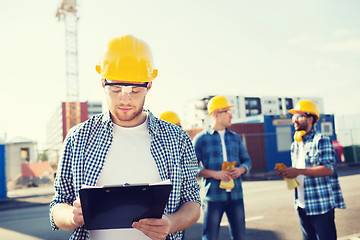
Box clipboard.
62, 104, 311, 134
79, 183, 173, 230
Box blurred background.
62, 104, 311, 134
1, 0, 359, 194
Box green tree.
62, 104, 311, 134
38, 151, 48, 162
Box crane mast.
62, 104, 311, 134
56, 0, 81, 133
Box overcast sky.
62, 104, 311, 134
1, 0, 359, 147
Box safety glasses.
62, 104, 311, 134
291, 113, 310, 121
104, 79, 148, 98
217, 109, 234, 114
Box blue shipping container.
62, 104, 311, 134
0, 143, 6, 200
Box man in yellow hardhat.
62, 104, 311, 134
193, 95, 252, 240
275, 99, 345, 240
158, 110, 184, 238
50, 35, 201, 240
159, 111, 182, 128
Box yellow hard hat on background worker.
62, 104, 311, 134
289, 99, 320, 142
289, 99, 320, 120
207, 96, 235, 116
95, 35, 158, 82
159, 111, 182, 127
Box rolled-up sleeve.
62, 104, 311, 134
192, 134, 204, 177
318, 136, 336, 170
181, 133, 201, 205
49, 132, 77, 230
238, 139, 252, 174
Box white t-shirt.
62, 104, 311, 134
293, 142, 305, 208
218, 130, 231, 192
218, 130, 228, 162
89, 117, 161, 240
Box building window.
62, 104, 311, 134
285, 98, 293, 110
20, 148, 30, 162
278, 98, 293, 111
245, 97, 261, 116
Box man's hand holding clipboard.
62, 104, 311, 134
78, 180, 173, 232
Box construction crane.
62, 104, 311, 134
56, 0, 81, 133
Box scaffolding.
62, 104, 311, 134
56, 0, 81, 130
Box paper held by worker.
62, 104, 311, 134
79, 180, 173, 230
219, 161, 237, 190
275, 163, 301, 190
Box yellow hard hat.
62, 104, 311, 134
95, 35, 158, 82
207, 96, 235, 116
289, 99, 320, 120
159, 111, 181, 125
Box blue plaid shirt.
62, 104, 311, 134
49, 110, 201, 240
291, 128, 346, 215
193, 127, 252, 202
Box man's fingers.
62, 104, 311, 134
72, 214, 84, 227
72, 198, 84, 227
73, 207, 82, 215
229, 168, 240, 178
132, 218, 170, 240
73, 198, 81, 207
221, 175, 231, 181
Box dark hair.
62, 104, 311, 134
308, 114, 317, 125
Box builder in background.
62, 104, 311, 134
159, 111, 184, 239
275, 99, 346, 240
159, 111, 182, 128
49, 35, 201, 240
193, 95, 252, 240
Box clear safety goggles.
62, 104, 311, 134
104, 79, 148, 98
217, 109, 234, 114
291, 113, 310, 121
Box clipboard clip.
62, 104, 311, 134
103, 183, 150, 187
123, 183, 149, 187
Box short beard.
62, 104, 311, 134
111, 97, 145, 123
115, 107, 143, 122
296, 122, 308, 131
